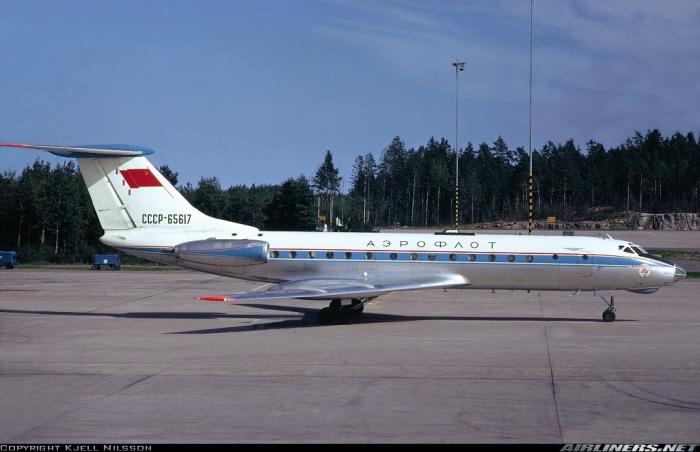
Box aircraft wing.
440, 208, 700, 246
198, 273, 469, 303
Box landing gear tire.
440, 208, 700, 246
319, 299, 346, 325
350, 298, 364, 314
602, 308, 616, 322
600, 295, 617, 323
318, 298, 369, 324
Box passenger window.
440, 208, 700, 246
410, 253, 419, 261
552, 254, 559, 260
345, 252, 352, 259
526, 255, 534, 262
390, 253, 398, 260
507, 255, 515, 262
365, 252, 373, 260
270, 250, 279, 258
428, 254, 436, 261
449, 254, 457, 261
582, 254, 589, 261
326, 251, 334, 259
290, 251, 297, 258
488, 254, 496, 262
308, 251, 316, 259
468, 254, 476, 261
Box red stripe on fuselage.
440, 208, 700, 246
120, 169, 161, 188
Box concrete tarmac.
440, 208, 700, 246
1, 269, 699, 443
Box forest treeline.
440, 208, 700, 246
0, 129, 698, 263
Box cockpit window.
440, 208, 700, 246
630, 245, 646, 255
621, 244, 648, 256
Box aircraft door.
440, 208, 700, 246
560, 253, 594, 290
577, 254, 593, 277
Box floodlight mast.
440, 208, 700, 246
453, 59, 465, 229
528, 0, 534, 235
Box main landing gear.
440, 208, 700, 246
318, 298, 370, 324
600, 295, 616, 322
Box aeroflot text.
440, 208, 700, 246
366, 240, 497, 249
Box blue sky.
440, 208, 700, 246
1, 0, 699, 187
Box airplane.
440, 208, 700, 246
1, 143, 687, 324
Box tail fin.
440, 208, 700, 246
1, 143, 257, 234
78, 155, 201, 231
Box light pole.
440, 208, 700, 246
452, 59, 465, 229
528, 0, 534, 235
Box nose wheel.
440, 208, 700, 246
602, 308, 616, 322
600, 295, 616, 322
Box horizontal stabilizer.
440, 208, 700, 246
197, 274, 469, 302
0, 143, 154, 158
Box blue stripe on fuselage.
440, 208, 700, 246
269, 250, 667, 267
118, 246, 671, 268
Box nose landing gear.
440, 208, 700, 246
600, 295, 616, 322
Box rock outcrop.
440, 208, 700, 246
627, 213, 700, 231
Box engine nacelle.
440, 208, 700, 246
174, 239, 268, 267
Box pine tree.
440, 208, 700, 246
313, 150, 341, 229
265, 176, 316, 231
159, 165, 179, 187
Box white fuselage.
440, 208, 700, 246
102, 228, 680, 293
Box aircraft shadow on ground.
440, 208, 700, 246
0, 308, 298, 321
0, 305, 636, 335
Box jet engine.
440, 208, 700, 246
174, 239, 268, 267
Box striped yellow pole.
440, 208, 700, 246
455, 184, 459, 228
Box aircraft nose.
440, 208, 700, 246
674, 265, 686, 282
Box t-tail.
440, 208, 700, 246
0, 143, 259, 261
